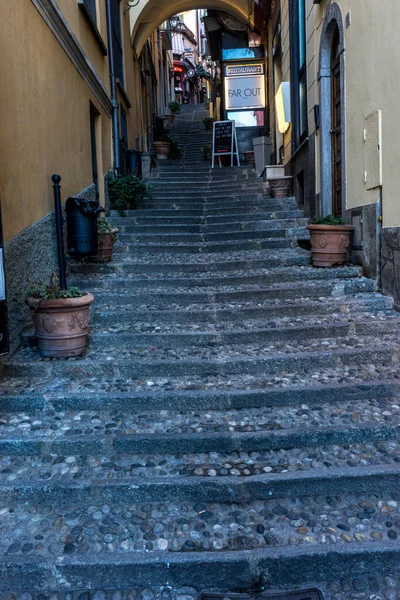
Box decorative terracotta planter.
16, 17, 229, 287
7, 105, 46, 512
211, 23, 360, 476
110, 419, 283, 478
243, 151, 255, 166
153, 141, 170, 160
165, 114, 175, 124
268, 176, 293, 198
91, 228, 119, 263
26, 293, 94, 358
307, 224, 354, 267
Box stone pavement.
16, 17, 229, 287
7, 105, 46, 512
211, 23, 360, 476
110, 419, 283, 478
0, 105, 400, 597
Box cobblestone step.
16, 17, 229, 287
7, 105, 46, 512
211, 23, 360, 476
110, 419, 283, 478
69, 279, 376, 305
117, 229, 307, 243
92, 298, 393, 326
0, 493, 399, 592
70, 252, 312, 274
117, 216, 306, 229
74, 266, 361, 288
113, 238, 294, 254
4, 344, 398, 379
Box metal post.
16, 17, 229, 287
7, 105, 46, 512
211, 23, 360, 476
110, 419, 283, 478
52, 174, 67, 290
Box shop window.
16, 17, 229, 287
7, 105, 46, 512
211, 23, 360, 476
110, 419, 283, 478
290, 0, 308, 148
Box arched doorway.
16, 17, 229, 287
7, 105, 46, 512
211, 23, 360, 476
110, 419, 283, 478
318, 3, 346, 217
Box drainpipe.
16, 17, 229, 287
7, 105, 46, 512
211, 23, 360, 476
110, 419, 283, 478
106, 0, 120, 173
376, 188, 383, 291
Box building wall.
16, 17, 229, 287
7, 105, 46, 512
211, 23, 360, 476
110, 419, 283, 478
0, 1, 113, 349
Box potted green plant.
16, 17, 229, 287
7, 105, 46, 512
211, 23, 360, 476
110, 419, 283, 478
25, 273, 94, 358
91, 218, 119, 263
307, 215, 354, 267
108, 174, 150, 215
153, 133, 181, 160
203, 116, 216, 131
201, 144, 212, 160
169, 101, 181, 115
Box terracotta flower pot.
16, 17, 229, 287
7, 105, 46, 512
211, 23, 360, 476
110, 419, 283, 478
26, 293, 94, 358
243, 151, 255, 166
91, 228, 119, 263
307, 224, 354, 267
165, 114, 175, 124
268, 176, 293, 198
153, 141, 170, 160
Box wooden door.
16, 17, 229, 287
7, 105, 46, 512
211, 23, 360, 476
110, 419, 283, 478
331, 33, 342, 217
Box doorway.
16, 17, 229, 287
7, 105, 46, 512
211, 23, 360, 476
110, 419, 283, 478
318, 3, 346, 218
331, 28, 341, 217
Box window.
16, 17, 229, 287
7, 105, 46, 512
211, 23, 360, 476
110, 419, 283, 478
110, 0, 124, 85
290, 0, 308, 148
78, 0, 97, 25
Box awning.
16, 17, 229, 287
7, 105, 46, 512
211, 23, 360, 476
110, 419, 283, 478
197, 64, 210, 79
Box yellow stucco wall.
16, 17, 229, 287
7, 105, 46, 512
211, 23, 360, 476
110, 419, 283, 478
308, 0, 400, 227
56, 0, 109, 85
0, 2, 112, 243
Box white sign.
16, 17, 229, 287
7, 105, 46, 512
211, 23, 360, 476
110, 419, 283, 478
224, 75, 265, 110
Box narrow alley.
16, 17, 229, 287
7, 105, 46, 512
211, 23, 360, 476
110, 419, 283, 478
0, 106, 400, 597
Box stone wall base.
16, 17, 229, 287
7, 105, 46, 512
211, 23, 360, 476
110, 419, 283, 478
381, 227, 400, 307
346, 202, 378, 279
3, 180, 106, 353
287, 134, 316, 219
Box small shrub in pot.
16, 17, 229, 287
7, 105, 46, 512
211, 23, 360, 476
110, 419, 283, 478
307, 215, 354, 267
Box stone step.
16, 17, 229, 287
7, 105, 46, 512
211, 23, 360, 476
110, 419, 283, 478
116, 214, 302, 227
112, 238, 294, 254
138, 201, 298, 212
0, 492, 399, 592
70, 251, 312, 274
92, 297, 393, 327
71, 277, 375, 304
85, 319, 400, 347
0, 444, 399, 506
78, 266, 360, 289
117, 226, 307, 241
111, 210, 303, 221
1, 379, 396, 413
4, 342, 398, 379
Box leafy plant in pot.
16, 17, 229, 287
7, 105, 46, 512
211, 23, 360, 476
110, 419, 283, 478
91, 218, 119, 263
201, 144, 212, 161
25, 273, 94, 358
202, 116, 215, 131
108, 174, 150, 216
169, 101, 181, 115
307, 215, 354, 267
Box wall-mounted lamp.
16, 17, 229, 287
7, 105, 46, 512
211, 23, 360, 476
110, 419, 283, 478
169, 15, 185, 31
124, 0, 140, 11
275, 82, 291, 134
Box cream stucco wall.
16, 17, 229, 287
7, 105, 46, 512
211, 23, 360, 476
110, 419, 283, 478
308, 0, 400, 227
0, 2, 112, 242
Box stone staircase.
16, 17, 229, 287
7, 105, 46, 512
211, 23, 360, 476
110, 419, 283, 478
1, 104, 400, 597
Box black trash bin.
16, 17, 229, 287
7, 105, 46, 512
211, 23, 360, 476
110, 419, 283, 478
66, 197, 104, 257
126, 149, 142, 178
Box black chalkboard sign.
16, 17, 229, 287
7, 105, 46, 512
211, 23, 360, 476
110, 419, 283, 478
212, 120, 240, 168
214, 121, 233, 154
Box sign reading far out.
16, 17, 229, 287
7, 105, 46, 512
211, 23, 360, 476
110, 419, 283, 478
224, 63, 265, 111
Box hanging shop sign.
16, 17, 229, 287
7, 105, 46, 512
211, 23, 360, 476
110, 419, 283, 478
187, 68, 196, 78
212, 120, 240, 168
224, 63, 265, 111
